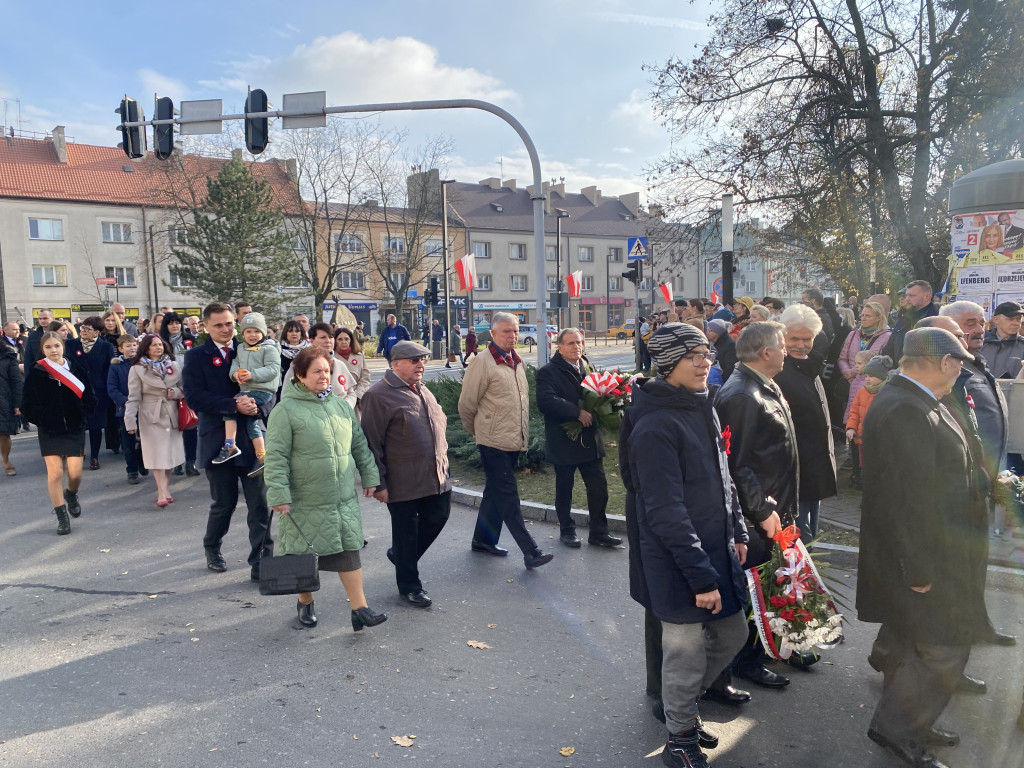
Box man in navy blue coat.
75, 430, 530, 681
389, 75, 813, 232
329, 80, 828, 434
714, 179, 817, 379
183, 302, 272, 578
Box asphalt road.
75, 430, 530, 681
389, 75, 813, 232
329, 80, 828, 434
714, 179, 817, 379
1, 434, 1023, 767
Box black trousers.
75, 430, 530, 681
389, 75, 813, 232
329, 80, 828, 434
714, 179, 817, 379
645, 609, 664, 699
183, 429, 197, 464
202, 464, 273, 568
472, 445, 537, 555
105, 403, 120, 450
553, 459, 609, 535
119, 424, 144, 474
387, 491, 451, 593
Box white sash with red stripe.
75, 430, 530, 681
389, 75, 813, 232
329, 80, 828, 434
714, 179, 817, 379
39, 358, 85, 399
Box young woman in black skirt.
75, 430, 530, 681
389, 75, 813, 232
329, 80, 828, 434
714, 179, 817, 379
20, 331, 94, 534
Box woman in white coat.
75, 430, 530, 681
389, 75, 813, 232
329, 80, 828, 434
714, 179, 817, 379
334, 326, 371, 415
124, 335, 185, 507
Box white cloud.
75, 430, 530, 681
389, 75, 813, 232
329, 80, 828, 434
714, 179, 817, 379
596, 11, 707, 31
139, 69, 187, 104
199, 32, 517, 107
612, 146, 634, 155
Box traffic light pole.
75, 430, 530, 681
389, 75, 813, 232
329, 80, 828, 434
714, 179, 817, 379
121, 96, 555, 364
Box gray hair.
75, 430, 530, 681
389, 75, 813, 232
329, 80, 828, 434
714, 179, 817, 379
490, 312, 518, 329
736, 321, 786, 362
939, 300, 985, 322
749, 305, 771, 321
779, 304, 823, 336
556, 327, 583, 344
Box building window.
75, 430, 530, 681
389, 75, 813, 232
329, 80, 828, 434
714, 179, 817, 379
510, 274, 528, 292
168, 227, 189, 246
32, 264, 67, 286
581, 276, 594, 292
335, 233, 363, 253
424, 239, 444, 256
475, 274, 492, 291
337, 271, 366, 290
545, 245, 558, 262
473, 241, 491, 259
546, 276, 558, 291
102, 222, 133, 243
578, 307, 594, 332
387, 236, 406, 254
608, 247, 622, 263
609, 276, 622, 291
293, 234, 307, 251
105, 266, 136, 287
673, 276, 686, 291
285, 274, 311, 289
29, 218, 63, 241
640, 277, 653, 291
577, 246, 594, 262
509, 243, 527, 260
168, 269, 190, 288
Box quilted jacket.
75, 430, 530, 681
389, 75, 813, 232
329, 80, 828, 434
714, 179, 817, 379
264, 377, 380, 557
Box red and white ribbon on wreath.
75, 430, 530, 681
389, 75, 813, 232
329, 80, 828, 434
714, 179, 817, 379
39, 358, 85, 399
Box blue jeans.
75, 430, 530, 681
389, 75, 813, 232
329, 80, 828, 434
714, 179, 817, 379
224, 390, 274, 441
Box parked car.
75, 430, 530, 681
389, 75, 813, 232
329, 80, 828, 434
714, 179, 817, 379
519, 324, 558, 346
606, 321, 635, 340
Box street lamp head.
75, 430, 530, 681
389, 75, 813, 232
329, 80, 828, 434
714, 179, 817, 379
555, 208, 570, 219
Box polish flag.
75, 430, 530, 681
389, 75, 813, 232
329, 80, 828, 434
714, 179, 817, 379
566, 270, 583, 298
710, 290, 720, 305
659, 282, 674, 304
454, 254, 477, 291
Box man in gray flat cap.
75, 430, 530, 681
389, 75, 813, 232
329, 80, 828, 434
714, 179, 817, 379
361, 341, 450, 608
858, 327, 982, 768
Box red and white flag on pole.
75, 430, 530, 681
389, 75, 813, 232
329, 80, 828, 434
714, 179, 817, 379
710, 290, 720, 305
659, 282, 674, 304
566, 270, 583, 298
454, 254, 477, 291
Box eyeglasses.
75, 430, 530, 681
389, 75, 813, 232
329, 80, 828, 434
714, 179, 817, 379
682, 352, 717, 365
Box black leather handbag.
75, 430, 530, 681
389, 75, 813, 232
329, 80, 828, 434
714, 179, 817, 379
258, 515, 320, 596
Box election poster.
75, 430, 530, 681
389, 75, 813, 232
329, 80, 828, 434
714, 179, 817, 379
947, 210, 1024, 309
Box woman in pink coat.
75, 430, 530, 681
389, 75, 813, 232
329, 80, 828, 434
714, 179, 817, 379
838, 301, 891, 422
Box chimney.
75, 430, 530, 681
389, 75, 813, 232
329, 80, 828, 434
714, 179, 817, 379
51, 125, 67, 164
581, 186, 601, 206
549, 182, 565, 198
478, 177, 501, 190
502, 179, 517, 191
619, 192, 641, 216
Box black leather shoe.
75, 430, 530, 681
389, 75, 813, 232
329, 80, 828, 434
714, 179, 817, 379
927, 727, 960, 747
471, 540, 508, 557
560, 532, 582, 548
401, 590, 432, 608
662, 729, 709, 768
957, 673, 986, 694
205, 549, 227, 572
695, 717, 719, 750
786, 649, 819, 670
250, 566, 260, 583
54, 504, 71, 535
297, 600, 317, 627
700, 683, 751, 706
127, 472, 140, 484
173, 464, 184, 476
185, 461, 200, 477
588, 532, 623, 547
386, 548, 396, 565
524, 549, 554, 569
980, 630, 1017, 646
868, 727, 949, 768
351, 606, 387, 631
735, 665, 790, 688
63, 489, 82, 518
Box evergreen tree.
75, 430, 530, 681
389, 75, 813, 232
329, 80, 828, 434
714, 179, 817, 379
167, 157, 298, 310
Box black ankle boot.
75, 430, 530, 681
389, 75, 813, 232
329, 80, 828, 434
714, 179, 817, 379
662, 728, 709, 767
54, 504, 71, 535
64, 489, 81, 518
296, 600, 317, 627
351, 606, 387, 632
185, 461, 200, 477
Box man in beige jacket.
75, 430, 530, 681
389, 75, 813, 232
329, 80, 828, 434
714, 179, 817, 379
458, 313, 553, 569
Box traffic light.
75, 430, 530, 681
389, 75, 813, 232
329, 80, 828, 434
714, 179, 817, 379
622, 259, 643, 285
424, 277, 438, 307
429, 276, 440, 305
245, 88, 269, 155
153, 97, 175, 161
117, 97, 146, 159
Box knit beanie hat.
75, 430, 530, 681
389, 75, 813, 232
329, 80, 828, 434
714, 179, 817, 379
240, 312, 267, 337
706, 318, 731, 336
863, 355, 892, 380
647, 323, 710, 376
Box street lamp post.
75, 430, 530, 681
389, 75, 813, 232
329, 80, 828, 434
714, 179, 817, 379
440, 178, 455, 357
555, 209, 570, 329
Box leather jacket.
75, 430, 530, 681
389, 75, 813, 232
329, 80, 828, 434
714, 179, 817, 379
714, 363, 799, 528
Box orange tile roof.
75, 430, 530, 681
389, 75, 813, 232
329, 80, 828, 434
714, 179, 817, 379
0, 136, 299, 211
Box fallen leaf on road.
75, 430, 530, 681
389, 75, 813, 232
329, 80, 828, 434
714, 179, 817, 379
559, 747, 575, 756
99, 549, 110, 553
467, 640, 491, 649
148, 595, 158, 599
353, 734, 358, 739
487, 624, 497, 629
191, 638, 199, 642
391, 735, 415, 747
506, 578, 514, 583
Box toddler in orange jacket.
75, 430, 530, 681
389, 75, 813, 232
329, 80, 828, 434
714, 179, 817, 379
845, 354, 892, 489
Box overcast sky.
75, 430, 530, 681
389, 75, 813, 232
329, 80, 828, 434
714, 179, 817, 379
1, 0, 712, 200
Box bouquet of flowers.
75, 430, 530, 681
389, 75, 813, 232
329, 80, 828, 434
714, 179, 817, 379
747, 525, 844, 660
993, 470, 1024, 509
561, 369, 634, 444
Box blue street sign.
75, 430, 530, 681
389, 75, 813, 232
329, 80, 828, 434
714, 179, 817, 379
627, 237, 649, 260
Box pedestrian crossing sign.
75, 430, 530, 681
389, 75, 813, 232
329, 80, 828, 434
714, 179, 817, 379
627, 237, 649, 260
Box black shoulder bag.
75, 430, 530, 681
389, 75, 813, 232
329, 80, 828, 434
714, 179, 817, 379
258, 514, 321, 596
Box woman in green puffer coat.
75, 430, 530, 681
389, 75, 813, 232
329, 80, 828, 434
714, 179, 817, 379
264, 347, 385, 632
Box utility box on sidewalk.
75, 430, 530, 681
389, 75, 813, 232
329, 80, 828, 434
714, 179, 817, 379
431, 340, 444, 360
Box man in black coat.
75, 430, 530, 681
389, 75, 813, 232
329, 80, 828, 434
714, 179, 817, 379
535, 329, 621, 548
858, 328, 982, 768
183, 302, 272, 579
883, 280, 938, 364
23, 308, 54, 371
714, 320, 797, 690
